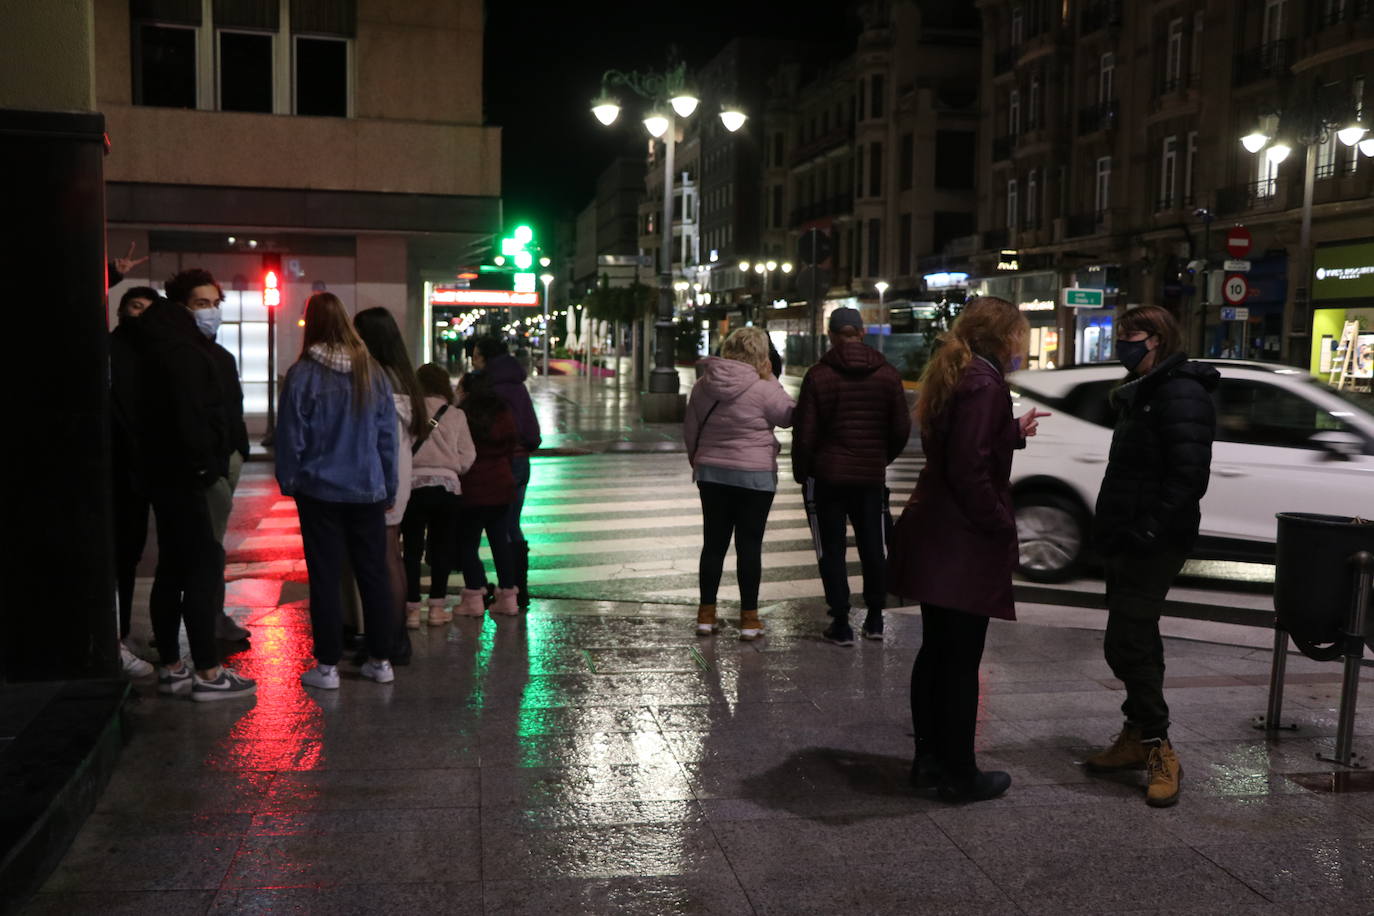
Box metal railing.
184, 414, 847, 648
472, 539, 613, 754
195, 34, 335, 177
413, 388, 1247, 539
1234, 40, 1292, 86
1066, 212, 1103, 237
1077, 99, 1118, 136
788, 193, 854, 228
1215, 178, 1286, 216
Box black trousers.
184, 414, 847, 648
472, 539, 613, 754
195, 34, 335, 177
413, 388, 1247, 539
457, 503, 515, 589
1103, 549, 1186, 741
400, 485, 461, 601
147, 484, 222, 670
697, 482, 776, 610
297, 496, 393, 666
811, 479, 887, 617
910, 603, 991, 781
112, 471, 149, 640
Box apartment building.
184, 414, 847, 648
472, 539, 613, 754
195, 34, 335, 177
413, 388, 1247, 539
97, 0, 501, 418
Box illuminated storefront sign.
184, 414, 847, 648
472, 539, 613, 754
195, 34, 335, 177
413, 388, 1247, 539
1018, 299, 1055, 311
430, 289, 540, 307
996, 249, 1020, 271
1314, 242, 1374, 300
922, 271, 969, 289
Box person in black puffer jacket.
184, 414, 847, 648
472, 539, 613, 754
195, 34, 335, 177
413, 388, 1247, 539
1085, 305, 1217, 810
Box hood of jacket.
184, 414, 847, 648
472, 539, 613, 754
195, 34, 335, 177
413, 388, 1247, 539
309, 343, 354, 374
1113, 353, 1220, 408
821, 339, 886, 375
484, 353, 527, 386
698, 356, 763, 402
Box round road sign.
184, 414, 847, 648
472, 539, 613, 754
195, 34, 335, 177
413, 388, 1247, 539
1223, 274, 1249, 305
1225, 226, 1252, 259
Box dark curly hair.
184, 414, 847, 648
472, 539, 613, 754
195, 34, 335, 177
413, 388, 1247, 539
164, 268, 222, 306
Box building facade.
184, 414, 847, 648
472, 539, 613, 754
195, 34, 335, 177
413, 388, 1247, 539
98, 0, 501, 420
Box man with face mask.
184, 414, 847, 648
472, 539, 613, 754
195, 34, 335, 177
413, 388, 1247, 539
1086, 305, 1217, 809
166, 269, 252, 643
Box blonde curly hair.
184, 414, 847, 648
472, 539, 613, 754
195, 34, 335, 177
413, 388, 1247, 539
720, 326, 771, 379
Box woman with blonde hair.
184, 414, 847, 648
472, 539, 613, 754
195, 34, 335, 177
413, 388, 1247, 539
276, 293, 399, 689
684, 326, 795, 639
890, 296, 1047, 802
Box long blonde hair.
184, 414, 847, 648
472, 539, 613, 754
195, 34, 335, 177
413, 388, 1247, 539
720, 326, 771, 379
917, 296, 1027, 432
300, 292, 375, 413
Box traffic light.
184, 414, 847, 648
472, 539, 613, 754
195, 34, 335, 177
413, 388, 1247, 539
262, 253, 282, 308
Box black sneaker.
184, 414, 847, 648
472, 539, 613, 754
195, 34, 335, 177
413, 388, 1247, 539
215, 613, 251, 642
909, 752, 944, 788
861, 613, 884, 640
937, 769, 1012, 803
191, 667, 258, 703
823, 620, 855, 646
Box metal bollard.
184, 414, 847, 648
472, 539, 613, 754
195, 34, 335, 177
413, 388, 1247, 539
1317, 551, 1372, 769
1253, 623, 1298, 732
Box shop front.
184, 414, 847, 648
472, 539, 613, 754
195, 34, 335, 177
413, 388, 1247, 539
1070, 266, 1122, 365
1204, 253, 1287, 362
969, 270, 1062, 369
1309, 240, 1374, 391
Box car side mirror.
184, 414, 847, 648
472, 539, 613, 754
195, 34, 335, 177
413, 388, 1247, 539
1309, 430, 1363, 461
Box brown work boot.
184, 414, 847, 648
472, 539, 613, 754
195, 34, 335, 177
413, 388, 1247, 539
1145, 739, 1182, 807
739, 609, 764, 641
1084, 725, 1149, 772
696, 603, 719, 636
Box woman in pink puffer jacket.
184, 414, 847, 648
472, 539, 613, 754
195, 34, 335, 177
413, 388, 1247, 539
684, 327, 795, 640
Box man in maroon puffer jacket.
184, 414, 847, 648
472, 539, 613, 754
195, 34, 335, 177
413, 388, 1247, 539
792, 307, 912, 645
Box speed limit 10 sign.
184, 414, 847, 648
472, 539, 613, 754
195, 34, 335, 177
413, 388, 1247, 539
1223, 274, 1249, 305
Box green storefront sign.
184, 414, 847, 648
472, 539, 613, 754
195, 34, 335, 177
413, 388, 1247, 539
1314, 241, 1374, 301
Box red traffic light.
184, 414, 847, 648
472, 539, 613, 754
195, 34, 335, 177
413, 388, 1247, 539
264, 269, 281, 307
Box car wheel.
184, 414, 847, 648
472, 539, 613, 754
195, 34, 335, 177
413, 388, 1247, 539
1015, 492, 1086, 583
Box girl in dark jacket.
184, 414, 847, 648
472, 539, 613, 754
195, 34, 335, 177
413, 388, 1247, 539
892, 297, 1046, 803
453, 373, 520, 617
1085, 306, 1217, 809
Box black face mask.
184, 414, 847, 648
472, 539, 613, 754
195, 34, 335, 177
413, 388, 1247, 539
1116, 338, 1152, 372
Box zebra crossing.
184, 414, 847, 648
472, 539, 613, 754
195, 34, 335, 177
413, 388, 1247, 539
522, 450, 926, 607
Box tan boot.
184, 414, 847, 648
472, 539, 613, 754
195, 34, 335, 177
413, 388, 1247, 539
427, 597, 452, 626
739, 609, 764, 641
456, 588, 486, 617
492, 587, 520, 616
1084, 725, 1149, 772
696, 603, 719, 636
1145, 739, 1183, 807
405, 601, 422, 630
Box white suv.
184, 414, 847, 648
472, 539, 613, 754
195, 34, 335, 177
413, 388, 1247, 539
1007, 360, 1374, 581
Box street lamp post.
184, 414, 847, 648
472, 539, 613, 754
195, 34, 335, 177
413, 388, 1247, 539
540, 271, 554, 378
591, 63, 746, 420
874, 280, 889, 355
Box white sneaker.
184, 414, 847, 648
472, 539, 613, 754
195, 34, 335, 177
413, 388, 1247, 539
157, 662, 193, 696
360, 658, 395, 684
301, 664, 340, 690
120, 644, 154, 678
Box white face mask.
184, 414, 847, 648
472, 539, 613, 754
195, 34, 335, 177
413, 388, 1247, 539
193, 306, 222, 339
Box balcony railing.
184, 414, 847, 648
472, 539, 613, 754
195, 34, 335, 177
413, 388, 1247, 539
788, 193, 854, 228
1066, 212, 1104, 237
1157, 70, 1198, 97
1215, 178, 1289, 216
1315, 0, 1374, 30
1077, 99, 1118, 136
1233, 40, 1292, 86
992, 135, 1015, 161
1081, 0, 1123, 34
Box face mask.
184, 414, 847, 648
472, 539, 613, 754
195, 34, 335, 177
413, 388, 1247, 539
193, 306, 222, 339
1009, 356, 1024, 372
1116, 338, 1151, 372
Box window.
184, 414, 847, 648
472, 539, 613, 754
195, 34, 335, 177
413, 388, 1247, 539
1026, 168, 1039, 226
773, 132, 784, 167
772, 186, 784, 228
1099, 52, 1115, 103
857, 78, 866, 122
1028, 73, 1041, 129
855, 145, 864, 197
1215, 379, 1351, 449
1094, 155, 1111, 213
1160, 135, 1178, 208
1185, 130, 1198, 202
1316, 128, 1337, 179
867, 218, 880, 277
295, 36, 348, 116
134, 23, 197, 108
1349, 77, 1365, 175
1165, 18, 1184, 89
871, 74, 885, 119
899, 133, 914, 191
218, 30, 274, 113
899, 213, 913, 275
1263, 0, 1285, 44
1009, 89, 1021, 135
1190, 11, 1204, 80
869, 142, 883, 197
1255, 146, 1281, 198
1011, 5, 1024, 45
934, 131, 976, 189
853, 222, 862, 275
1007, 178, 1019, 230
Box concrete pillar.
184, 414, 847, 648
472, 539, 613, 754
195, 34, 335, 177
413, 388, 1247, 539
355, 235, 415, 358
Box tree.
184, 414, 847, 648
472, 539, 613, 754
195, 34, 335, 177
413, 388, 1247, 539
584, 277, 654, 324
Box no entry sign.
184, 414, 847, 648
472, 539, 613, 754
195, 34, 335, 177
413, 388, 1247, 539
1226, 226, 1252, 259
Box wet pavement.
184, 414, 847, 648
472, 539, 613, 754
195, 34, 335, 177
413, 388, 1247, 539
24, 376, 1374, 914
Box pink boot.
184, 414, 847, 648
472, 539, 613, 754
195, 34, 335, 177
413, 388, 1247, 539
456, 588, 486, 617
492, 586, 520, 616
427, 597, 452, 625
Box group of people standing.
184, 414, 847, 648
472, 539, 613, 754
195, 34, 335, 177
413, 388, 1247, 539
111, 266, 540, 698
275, 300, 540, 689
686, 299, 1216, 809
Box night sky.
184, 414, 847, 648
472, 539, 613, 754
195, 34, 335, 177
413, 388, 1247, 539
483, 0, 861, 241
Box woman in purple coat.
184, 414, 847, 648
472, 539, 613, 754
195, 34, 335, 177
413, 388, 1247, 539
892, 297, 1047, 802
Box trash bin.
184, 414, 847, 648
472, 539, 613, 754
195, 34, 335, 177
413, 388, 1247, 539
1274, 512, 1374, 659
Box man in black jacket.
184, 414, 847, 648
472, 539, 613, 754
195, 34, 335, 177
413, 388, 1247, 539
792, 307, 911, 646
1085, 306, 1217, 808
127, 277, 256, 702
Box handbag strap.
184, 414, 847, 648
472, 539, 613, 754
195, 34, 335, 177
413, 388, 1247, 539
688, 398, 721, 459
411, 403, 450, 455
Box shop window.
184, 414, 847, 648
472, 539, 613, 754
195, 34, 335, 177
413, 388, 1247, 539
1214, 379, 1351, 449
134, 23, 198, 108
295, 35, 348, 116
218, 30, 274, 112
